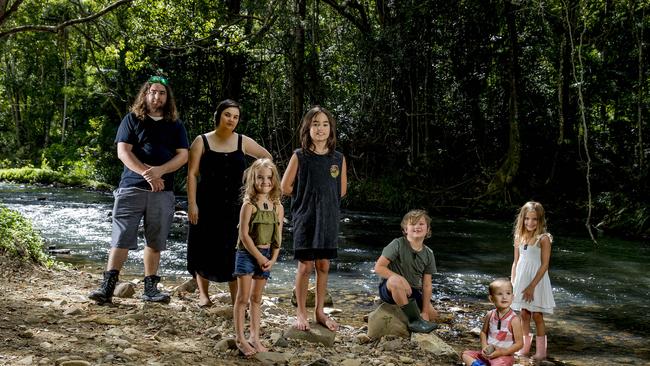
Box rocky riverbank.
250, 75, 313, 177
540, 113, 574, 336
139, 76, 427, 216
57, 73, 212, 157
0, 255, 563, 366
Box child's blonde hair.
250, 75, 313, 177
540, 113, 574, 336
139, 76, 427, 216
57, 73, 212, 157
400, 209, 432, 238
242, 158, 281, 204
513, 201, 548, 244
488, 278, 513, 296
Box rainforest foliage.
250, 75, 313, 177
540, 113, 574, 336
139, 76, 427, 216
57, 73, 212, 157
0, 0, 649, 238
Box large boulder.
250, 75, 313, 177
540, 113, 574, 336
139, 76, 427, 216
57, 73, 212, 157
367, 303, 409, 339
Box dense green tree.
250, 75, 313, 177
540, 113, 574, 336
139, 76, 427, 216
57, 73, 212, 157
0, 0, 648, 237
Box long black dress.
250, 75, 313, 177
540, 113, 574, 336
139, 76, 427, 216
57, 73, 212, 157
187, 133, 245, 282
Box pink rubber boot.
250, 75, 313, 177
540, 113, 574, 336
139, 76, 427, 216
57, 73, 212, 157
516, 333, 533, 356
532, 335, 547, 362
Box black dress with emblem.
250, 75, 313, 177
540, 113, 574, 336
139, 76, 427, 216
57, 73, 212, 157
187, 134, 246, 282
290, 148, 343, 260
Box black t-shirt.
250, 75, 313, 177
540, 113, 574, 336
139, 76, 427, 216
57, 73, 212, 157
114, 112, 189, 191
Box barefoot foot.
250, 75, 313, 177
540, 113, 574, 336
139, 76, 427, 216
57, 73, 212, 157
236, 340, 256, 358
249, 339, 268, 353
316, 311, 338, 331
292, 313, 310, 331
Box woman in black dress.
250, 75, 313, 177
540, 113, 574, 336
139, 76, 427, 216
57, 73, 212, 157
187, 99, 271, 307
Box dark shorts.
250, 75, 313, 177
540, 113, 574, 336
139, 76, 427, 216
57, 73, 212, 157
110, 187, 175, 250
293, 248, 338, 261
233, 248, 272, 279
378, 279, 424, 309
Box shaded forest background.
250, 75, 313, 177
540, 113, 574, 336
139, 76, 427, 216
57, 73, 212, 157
0, 0, 648, 239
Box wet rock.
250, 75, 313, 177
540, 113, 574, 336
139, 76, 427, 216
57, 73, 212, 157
254, 351, 292, 365
123, 347, 141, 356
341, 359, 362, 366
203, 325, 222, 340
356, 334, 371, 344
114, 282, 135, 298
284, 323, 336, 346
18, 330, 34, 338
106, 327, 124, 337
215, 338, 237, 351
63, 306, 82, 316
211, 305, 233, 319
380, 337, 406, 351
304, 358, 331, 366
59, 361, 91, 366
271, 332, 289, 347
174, 278, 197, 294
291, 286, 333, 307
412, 332, 456, 358
16, 355, 33, 365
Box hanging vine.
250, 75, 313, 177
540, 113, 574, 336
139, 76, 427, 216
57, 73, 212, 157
563, 0, 597, 243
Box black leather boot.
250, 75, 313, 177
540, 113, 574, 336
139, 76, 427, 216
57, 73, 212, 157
88, 270, 119, 304
141, 275, 170, 303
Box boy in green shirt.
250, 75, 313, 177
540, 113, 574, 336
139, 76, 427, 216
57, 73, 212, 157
374, 209, 439, 333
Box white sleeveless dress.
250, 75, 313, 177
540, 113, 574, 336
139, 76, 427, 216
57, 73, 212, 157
512, 233, 556, 314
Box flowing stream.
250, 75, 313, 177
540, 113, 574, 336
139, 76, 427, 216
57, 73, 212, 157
1, 182, 648, 365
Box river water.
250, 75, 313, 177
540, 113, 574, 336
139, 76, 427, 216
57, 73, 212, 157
1, 182, 648, 365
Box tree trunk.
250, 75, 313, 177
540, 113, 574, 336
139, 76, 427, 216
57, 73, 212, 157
635, 5, 645, 170
222, 0, 244, 100
61, 29, 68, 143
486, 1, 521, 200
291, 0, 306, 142
11, 90, 22, 147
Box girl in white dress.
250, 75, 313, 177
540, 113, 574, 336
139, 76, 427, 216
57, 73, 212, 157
510, 201, 555, 363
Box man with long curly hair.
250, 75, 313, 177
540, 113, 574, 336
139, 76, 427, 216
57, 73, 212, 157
89, 76, 189, 304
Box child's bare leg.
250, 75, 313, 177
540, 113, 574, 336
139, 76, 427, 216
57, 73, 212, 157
532, 311, 546, 336
314, 259, 338, 331
461, 351, 477, 366
426, 302, 439, 321
520, 309, 532, 335
248, 277, 269, 352
386, 275, 410, 306
196, 273, 212, 307
228, 279, 238, 305
293, 260, 313, 330
234, 275, 256, 357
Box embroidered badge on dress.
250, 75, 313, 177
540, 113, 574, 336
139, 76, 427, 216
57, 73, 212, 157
330, 164, 340, 178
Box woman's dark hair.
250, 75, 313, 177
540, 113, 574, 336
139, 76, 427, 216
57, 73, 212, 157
213, 99, 241, 128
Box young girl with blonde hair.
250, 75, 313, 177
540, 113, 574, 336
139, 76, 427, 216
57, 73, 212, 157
511, 201, 555, 362
233, 158, 284, 357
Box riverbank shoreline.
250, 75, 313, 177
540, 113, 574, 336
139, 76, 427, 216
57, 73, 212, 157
0, 254, 543, 366
4, 253, 650, 365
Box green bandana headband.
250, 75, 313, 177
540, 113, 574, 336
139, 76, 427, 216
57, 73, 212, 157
148, 75, 169, 86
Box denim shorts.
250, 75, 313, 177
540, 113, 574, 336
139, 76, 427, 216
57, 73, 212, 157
378, 279, 424, 309
233, 248, 272, 279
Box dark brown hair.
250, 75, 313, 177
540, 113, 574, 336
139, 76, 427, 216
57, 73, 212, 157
129, 80, 178, 121
213, 99, 241, 128
299, 106, 337, 153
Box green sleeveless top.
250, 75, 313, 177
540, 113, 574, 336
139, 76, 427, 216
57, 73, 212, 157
236, 202, 281, 251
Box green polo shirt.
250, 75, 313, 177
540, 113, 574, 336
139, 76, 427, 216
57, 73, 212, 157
381, 236, 437, 290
